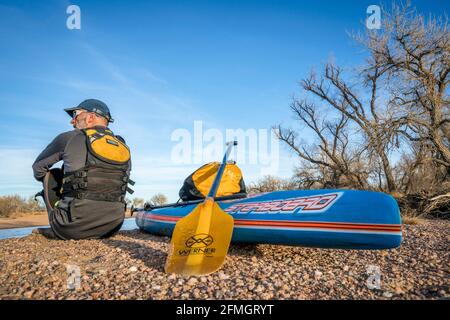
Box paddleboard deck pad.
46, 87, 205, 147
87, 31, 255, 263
135, 189, 402, 249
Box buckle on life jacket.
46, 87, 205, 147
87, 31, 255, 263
75, 171, 87, 178
72, 182, 88, 190
79, 182, 88, 189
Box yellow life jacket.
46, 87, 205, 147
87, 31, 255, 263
84, 128, 131, 164
62, 127, 133, 203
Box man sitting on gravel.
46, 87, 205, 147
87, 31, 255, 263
32, 99, 133, 240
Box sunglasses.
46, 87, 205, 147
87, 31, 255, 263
72, 109, 86, 120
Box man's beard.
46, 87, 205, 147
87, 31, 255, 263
74, 119, 88, 129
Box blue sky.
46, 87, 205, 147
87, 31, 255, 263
0, 0, 447, 201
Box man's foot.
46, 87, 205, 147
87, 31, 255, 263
32, 227, 57, 239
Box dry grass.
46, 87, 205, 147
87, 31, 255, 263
402, 215, 424, 225
0, 195, 45, 218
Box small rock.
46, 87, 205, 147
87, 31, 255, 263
193, 288, 201, 298
218, 272, 230, 280
254, 285, 264, 293
168, 274, 177, 280
314, 270, 323, 280
383, 291, 393, 298
128, 266, 138, 272
395, 286, 404, 295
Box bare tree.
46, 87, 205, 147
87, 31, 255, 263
276, 97, 370, 189
132, 197, 145, 208
301, 63, 399, 192
278, 3, 449, 194
148, 193, 168, 206
247, 175, 299, 194
395, 141, 450, 194
277, 59, 398, 192
359, 3, 449, 172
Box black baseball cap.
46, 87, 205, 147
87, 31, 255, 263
64, 99, 114, 123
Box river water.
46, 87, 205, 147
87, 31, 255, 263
0, 218, 138, 240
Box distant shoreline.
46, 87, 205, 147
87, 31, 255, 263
0, 211, 134, 230
0, 212, 49, 229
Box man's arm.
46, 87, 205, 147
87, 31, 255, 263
32, 131, 74, 181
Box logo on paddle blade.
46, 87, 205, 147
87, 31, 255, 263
185, 233, 214, 248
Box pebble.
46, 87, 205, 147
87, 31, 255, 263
254, 285, 264, 293
314, 270, 323, 280
0, 220, 448, 300
167, 274, 176, 280
218, 272, 230, 280
128, 266, 138, 273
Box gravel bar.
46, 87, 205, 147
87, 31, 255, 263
0, 220, 448, 300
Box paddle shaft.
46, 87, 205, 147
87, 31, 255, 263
207, 141, 237, 198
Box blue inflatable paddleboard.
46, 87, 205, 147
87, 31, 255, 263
135, 189, 402, 249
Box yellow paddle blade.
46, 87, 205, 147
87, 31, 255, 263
165, 198, 234, 275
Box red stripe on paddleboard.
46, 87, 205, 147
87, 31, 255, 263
234, 221, 400, 232
145, 213, 401, 233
